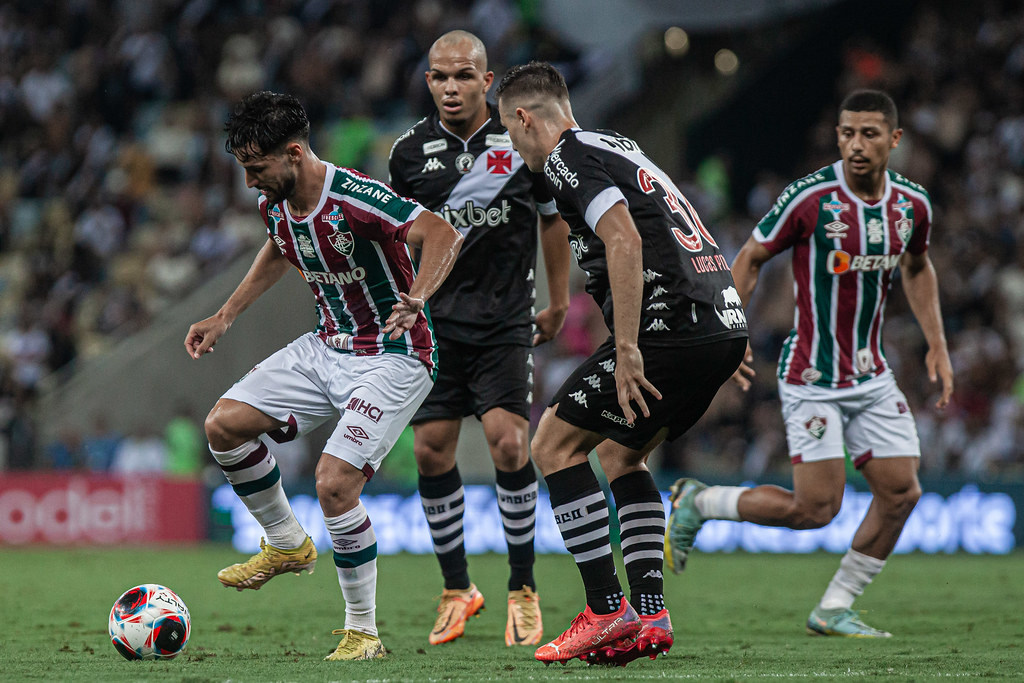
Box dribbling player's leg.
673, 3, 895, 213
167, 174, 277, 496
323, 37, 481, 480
205, 399, 308, 550
316, 455, 378, 638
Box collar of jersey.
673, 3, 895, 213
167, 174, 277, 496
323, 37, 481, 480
433, 105, 500, 150
283, 161, 334, 224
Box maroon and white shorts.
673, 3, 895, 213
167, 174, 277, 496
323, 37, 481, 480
778, 372, 920, 468
222, 332, 433, 478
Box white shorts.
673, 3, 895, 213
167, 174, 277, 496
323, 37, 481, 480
778, 372, 920, 467
222, 332, 433, 478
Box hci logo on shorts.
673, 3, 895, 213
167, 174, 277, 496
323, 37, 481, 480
805, 416, 827, 440
346, 396, 382, 423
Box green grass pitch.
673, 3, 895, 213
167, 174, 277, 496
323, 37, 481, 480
1, 546, 1022, 681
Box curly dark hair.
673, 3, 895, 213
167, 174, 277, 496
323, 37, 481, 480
225, 91, 310, 161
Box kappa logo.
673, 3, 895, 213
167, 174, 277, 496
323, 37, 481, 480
487, 149, 512, 175
647, 302, 669, 311
646, 318, 670, 332
824, 220, 849, 239
650, 285, 668, 298
642, 569, 663, 579
601, 410, 634, 428
643, 268, 662, 283
569, 390, 588, 407
584, 374, 601, 389
805, 416, 827, 440
599, 359, 616, 373
866, 217, 884, 244
421, 157, 446, 174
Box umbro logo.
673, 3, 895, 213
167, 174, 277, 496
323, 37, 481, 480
824, 220, 848, 239
421, 157, 446, 174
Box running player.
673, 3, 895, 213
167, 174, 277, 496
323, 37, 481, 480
184, 91, 462, 661
666, 89, 954, 638
496, 62, 747, 666
388, 31, 571, 647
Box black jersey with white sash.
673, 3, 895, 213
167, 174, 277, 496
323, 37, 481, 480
544, 128, 747, 346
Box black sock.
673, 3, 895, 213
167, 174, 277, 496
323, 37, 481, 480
545, 462, 623, 614
610, 470, 666, 615
495, 462, 538, 591
419, 465, 470, 590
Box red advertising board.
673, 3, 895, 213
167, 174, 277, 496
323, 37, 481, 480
0, 473, 205, 544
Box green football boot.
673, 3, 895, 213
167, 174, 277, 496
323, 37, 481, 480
664, 478, 707, 574
806, 607, 891, 638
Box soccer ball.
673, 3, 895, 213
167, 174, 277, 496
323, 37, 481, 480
108, 584, 191, 660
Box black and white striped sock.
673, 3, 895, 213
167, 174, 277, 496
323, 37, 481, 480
418, 466, 470, 590
495, 462, 538, 591
545, 462, 623, 614
611, 471, 666, 616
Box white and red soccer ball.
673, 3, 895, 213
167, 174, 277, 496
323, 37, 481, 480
108, 584, 191, 660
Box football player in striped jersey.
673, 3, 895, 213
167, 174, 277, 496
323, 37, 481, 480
667, 90, 953, 638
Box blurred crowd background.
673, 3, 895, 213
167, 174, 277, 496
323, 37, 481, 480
1, 0, 1022, 485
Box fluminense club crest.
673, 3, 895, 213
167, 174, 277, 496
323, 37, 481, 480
805, 416, 827, 440
323, 206, 354, 256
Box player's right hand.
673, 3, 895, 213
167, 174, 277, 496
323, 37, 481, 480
730, 342, 755, 391
185, 316, 229, 359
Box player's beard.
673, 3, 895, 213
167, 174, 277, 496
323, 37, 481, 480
263, 171, 297, 206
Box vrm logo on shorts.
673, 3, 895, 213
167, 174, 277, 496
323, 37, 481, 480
344, 425, 370, 445
804, 416, 827, 440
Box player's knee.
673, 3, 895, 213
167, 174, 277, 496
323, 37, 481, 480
314, 469, 359, 513
790, 500, 839, 529
204, 408, 239, 452
413, 439, 454, 476
488, 431, 527, 471
881, 479, 922, 519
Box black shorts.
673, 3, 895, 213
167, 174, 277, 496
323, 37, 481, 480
411, 338, 533, 423
550, 336, 747, 450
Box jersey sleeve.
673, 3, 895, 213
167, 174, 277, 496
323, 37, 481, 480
341, 175, 425, 243
547, 140, 625, 231
752, 181, 818, 254
906, 191, 932, 255
529, 170, 559, 216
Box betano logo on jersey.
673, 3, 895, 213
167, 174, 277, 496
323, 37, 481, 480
435, 199, 511, 230
302, 267, 367, 286
826, 250, 901, 274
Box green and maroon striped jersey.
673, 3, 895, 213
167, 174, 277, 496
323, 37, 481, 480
258, 163, 438, 377
753, 160, 932, 389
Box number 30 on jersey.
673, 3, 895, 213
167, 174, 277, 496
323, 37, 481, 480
637, 167, 718, 253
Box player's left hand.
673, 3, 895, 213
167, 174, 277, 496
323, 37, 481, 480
614, 343, 662, 425
383, 292, 425, 340
533, 306, 568, 346
926, 345, 954, 409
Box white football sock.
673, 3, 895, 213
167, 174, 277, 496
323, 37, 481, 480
819, 548, 886, 610
694, 485, 748, 521
324, 502, 378, 637
211, 440, 307, 549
